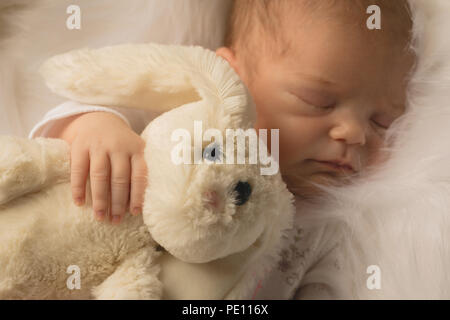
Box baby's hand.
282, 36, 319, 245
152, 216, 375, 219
48, 112, 147, 224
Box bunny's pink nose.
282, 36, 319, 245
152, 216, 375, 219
202, 190, 220, 209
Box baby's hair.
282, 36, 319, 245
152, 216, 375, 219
224, 0, 413, 79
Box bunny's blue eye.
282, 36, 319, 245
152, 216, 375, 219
203, 142, 222, 162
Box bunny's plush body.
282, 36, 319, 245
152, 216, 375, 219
0, 44, 295, 299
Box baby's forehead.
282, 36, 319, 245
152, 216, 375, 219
231, 0, 414, 89
261, 0, 412, 46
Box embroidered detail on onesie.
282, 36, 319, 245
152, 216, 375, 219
277, 228, 309, 276
250, 225, 316, 298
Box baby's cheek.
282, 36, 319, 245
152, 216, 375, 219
363, 137, 389, 169
278, 125, 314, 167
368, 148, 389, 168
278, 136, 300, 166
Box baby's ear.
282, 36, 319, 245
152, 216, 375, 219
215, 47, 236, 67
215, 47, 247, 84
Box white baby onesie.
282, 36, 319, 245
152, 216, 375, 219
29, 101, 350, 300
28, 100, 162, 139
251, 198, 350, 299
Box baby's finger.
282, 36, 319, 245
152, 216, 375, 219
90, 152, 111, 221
110, 154, 131, 225
129, 153, 148, 216
70, 144, 89, 206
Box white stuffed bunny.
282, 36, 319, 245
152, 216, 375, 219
0, 44, 295, 299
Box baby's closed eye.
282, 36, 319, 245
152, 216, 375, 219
289, 89, 336, 110
370, 112, 394, 128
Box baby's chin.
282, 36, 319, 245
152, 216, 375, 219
282, 171, 354, 202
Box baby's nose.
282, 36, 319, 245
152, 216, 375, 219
330, 122, 366, 146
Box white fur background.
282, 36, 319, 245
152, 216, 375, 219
1, 0, 450, 299
0, 0, 232, 137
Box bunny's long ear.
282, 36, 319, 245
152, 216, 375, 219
39, 43, 255, 129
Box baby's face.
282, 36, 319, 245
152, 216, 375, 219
217, 11, 414, 199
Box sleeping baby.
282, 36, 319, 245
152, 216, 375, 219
29, 0, 415, 299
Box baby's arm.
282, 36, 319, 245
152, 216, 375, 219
29, 101, 154, 225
